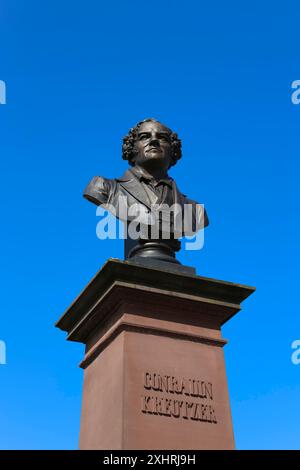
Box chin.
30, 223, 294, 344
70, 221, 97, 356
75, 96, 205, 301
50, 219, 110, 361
145, 156, 165, 166
146, 153, 164, 160
146, 156, 160, 161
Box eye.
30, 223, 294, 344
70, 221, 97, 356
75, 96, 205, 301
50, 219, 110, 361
139, 134, 149, 140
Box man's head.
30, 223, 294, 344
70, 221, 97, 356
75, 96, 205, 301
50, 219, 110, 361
122, 118, 182, 171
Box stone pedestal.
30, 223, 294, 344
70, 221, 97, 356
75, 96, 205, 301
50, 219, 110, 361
56, 259, 255, 450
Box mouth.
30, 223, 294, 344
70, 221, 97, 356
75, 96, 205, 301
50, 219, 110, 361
146, 148, 162, 153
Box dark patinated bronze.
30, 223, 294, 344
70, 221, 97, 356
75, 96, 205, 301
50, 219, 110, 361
83, 118, 208, 270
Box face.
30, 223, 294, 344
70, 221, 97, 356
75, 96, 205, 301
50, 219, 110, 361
133, 121, 172, 171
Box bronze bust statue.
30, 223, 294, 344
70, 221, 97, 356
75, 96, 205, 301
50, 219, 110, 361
84, 118, 208, 270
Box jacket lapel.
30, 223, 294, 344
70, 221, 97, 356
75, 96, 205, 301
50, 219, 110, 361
173, 180, 186, 208
116, 169, 187, 214
117, 170, 152, 210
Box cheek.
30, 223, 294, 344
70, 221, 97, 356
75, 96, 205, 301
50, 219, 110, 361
134, 143, 141, 154
137, 144, 146, 155
165, 146, 172, 158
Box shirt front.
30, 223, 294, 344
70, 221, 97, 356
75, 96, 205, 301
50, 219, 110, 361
130, 166, 174, 207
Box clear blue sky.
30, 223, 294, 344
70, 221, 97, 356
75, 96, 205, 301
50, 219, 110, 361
1, 0, 299, 449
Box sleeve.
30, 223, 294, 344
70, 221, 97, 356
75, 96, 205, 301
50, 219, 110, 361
183, 197, 209, 236
192, 200, 209, 230
83, 176, 111, 206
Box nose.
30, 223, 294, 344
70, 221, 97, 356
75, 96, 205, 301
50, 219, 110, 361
149, 133, 160, 147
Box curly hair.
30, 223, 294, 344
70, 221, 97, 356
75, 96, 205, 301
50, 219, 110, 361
122, 118, 182, 168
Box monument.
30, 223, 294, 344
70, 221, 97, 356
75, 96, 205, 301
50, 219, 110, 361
56, 118, 255, 449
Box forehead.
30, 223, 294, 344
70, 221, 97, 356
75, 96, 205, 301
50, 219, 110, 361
137, 121, 170, 134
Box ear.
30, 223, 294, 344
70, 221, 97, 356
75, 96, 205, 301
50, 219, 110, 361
130, 146, 138, 165
129, 152, 136, 166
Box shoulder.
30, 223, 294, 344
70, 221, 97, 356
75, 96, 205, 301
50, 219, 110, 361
85, 175, 117, 194
176, 187, 209, 228
83, 175, 116, 205
174, 181, 200, 206
87, 175, 114, 191
115, 169, 133, 182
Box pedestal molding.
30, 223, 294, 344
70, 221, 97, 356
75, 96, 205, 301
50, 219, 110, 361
80, 318, 228, 369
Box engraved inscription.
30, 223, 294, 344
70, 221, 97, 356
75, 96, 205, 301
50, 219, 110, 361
141, 371, 217, 423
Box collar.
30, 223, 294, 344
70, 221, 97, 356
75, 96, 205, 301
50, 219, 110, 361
130, 166, 173, 188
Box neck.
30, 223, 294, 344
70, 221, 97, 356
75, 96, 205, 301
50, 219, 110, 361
135, 164, 168, 181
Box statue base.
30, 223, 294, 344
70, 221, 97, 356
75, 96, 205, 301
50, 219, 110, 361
56, 259, 255, 450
